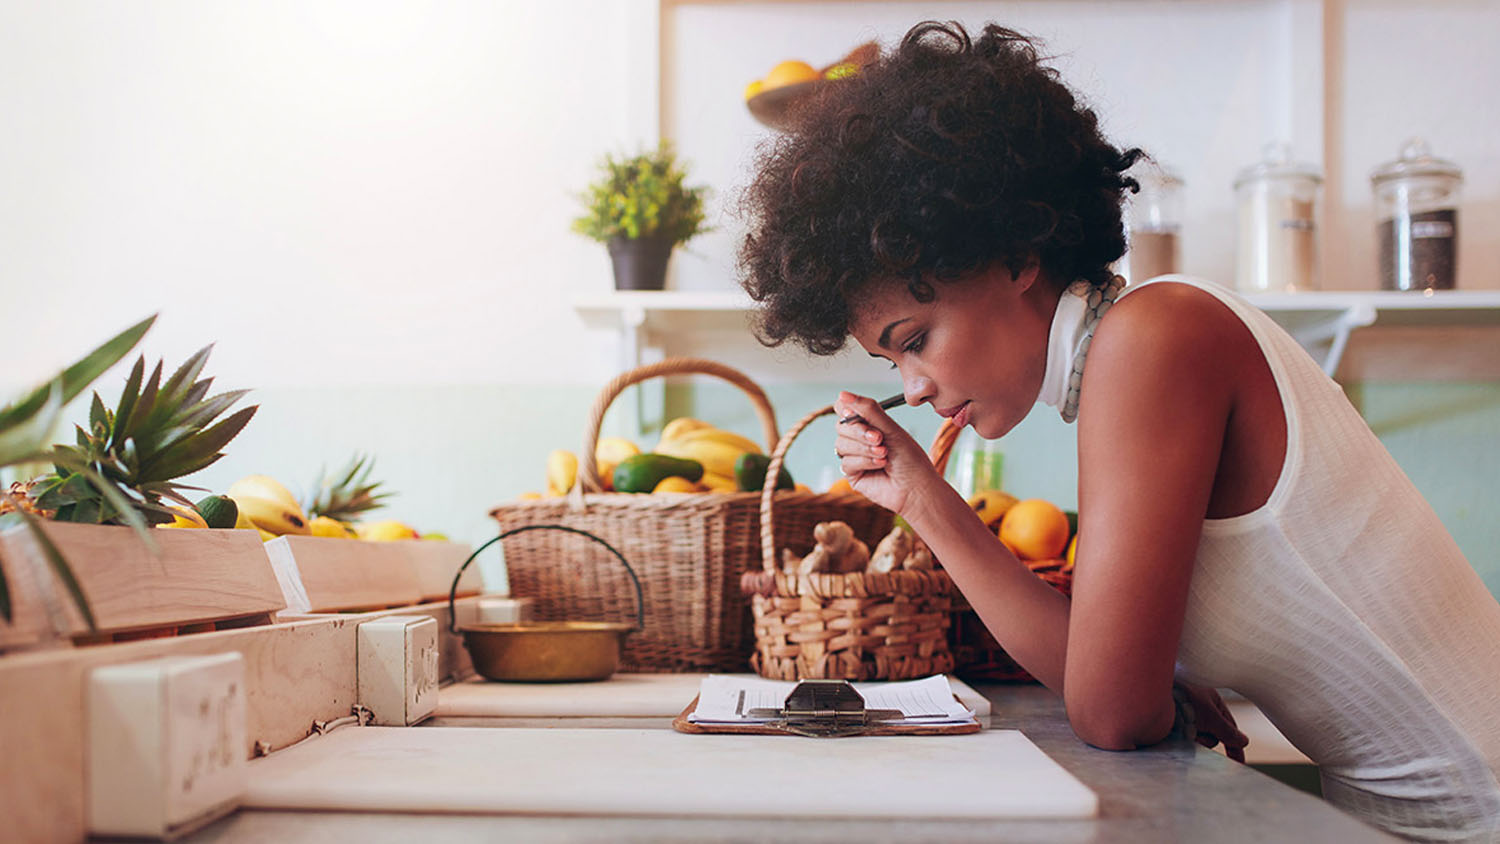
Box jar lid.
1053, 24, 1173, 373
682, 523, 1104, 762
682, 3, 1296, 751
1371, 138, 1463, 185
1233, 142, 1323, 188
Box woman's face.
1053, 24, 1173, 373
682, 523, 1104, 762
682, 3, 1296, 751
848, 261, 1059, 439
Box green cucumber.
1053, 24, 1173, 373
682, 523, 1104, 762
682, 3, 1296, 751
734, 452, 794, 492
613, 453, 705, 494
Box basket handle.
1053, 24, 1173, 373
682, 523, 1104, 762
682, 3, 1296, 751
756, 409, 964, 573
576, 357, 780, 493
447, 523, 646, 635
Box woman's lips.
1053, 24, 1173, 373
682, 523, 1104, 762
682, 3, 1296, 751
940, 401, 973, 429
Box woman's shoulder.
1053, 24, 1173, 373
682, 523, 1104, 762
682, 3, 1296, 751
1092, 279, 1248, 364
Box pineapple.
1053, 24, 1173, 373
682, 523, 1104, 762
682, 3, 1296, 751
27, 346, 257, 526
305, 453, 392, 524
0, 480, 52, 519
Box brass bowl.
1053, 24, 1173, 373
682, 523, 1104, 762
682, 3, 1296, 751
450, 524, 644, 683
460, 621, 634, 682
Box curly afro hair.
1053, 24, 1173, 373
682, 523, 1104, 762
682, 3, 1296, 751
738, 21, 1143, 355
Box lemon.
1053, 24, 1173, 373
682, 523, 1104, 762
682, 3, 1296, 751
160, 508, 208, 529
998, 499, 1070, 561
652, 476, 705, 494
763, 60, 820, 90
357, 520, 420, 542
309, 515, 355, 538
744, 79, 764, 100
1065, 535, 1078, 570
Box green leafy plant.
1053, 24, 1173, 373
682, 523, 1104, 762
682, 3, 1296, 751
0, 316, 155, 626
28, 346, 258, 529
305, 453, 393, 523
571, 141, 709, 245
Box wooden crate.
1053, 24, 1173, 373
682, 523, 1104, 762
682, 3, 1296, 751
407, 540, 483, 603
263, 536, 424, 614
0, 523, 285, 651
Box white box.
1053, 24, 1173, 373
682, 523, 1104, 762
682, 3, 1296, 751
475, 596, 533, 624
87, 653, 246, 838
357, 615, 439, 726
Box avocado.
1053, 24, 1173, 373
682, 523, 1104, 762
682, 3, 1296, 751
733, 452, 794, 492
613, 453, 705, 494
195, 494, 240, 529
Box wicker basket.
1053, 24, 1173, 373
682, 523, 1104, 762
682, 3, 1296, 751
490, 358, 891, 673
927, 418, 1074, 683
741, 404, 952, 682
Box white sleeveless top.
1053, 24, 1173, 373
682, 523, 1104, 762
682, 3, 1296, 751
1052, 275, 1500, 842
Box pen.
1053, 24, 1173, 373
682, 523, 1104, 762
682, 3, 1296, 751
838, 392, 906, 424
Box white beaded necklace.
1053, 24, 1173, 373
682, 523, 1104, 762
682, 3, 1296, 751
1042, 275, 1127, 423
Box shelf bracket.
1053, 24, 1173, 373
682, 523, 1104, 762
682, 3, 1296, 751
1289, 303, 1377, 376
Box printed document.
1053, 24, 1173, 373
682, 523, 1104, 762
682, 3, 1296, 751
687, 674, 977, 725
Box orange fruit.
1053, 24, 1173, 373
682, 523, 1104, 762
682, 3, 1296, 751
763, 60, 820, 91
998, 499, 1070, 561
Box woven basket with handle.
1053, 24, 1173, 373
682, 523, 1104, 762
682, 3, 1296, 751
927, 418, 1073, 683
489, 358, 891, 673
740, 403, 954, 682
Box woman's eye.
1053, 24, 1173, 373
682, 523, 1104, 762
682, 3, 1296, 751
902, 334, 926, 355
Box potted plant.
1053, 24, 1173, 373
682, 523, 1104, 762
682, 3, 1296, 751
572, 141, 709, 291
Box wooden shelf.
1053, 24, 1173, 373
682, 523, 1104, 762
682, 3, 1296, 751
576, 288, 1500, 376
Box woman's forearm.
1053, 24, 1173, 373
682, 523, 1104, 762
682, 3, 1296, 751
904, 480, 1074, 693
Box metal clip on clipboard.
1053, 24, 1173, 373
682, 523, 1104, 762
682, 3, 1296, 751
745, 679, 907, 738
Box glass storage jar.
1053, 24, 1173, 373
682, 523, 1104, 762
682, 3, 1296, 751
1125, 162, 1184, 285
1234, 144, 1322, 293
1371, 138, 1462, 292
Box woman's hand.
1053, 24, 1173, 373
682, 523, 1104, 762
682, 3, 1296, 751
1174, 682, 1249, 763
832, 391, 944, 518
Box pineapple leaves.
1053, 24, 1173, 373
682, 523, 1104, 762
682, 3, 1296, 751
110, 356, 145, 451
0, 382, 61, 465
0, 315, 153, 433
142, 405, 257, 482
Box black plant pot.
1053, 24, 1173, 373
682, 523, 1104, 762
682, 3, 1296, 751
607, 235, 674, 291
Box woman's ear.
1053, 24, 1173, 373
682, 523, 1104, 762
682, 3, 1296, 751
990, 255, 1042, 292
1011, 254, 1042, 292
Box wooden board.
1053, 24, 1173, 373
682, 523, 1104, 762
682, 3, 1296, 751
405, 540, 482, 602
434, 673, 991, 722
265, 536, 423, 613
0, 523, 284, 648
244, 726, 1097, 819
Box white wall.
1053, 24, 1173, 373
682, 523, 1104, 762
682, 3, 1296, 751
2, 0, 640, 392
662, 0, 1498, 304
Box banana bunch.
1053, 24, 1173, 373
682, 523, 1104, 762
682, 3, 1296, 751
228, 475, 311, 539
653, 418, 764, 493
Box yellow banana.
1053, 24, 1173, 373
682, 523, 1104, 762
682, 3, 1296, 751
660, 417, 715, 442
545, 450, 578, 496
228, 475, 301, 511
233, 508, 257, 531
967, 490, 1019, 528
665, 426, 764, 457
232, 493, 311, 536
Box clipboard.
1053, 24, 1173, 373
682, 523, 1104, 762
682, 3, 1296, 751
672, 678, 982, 737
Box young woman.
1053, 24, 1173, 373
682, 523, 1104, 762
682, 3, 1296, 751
738, 21, 1500, 842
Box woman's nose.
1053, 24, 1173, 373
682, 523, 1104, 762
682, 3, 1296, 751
904, 376, 936, 407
